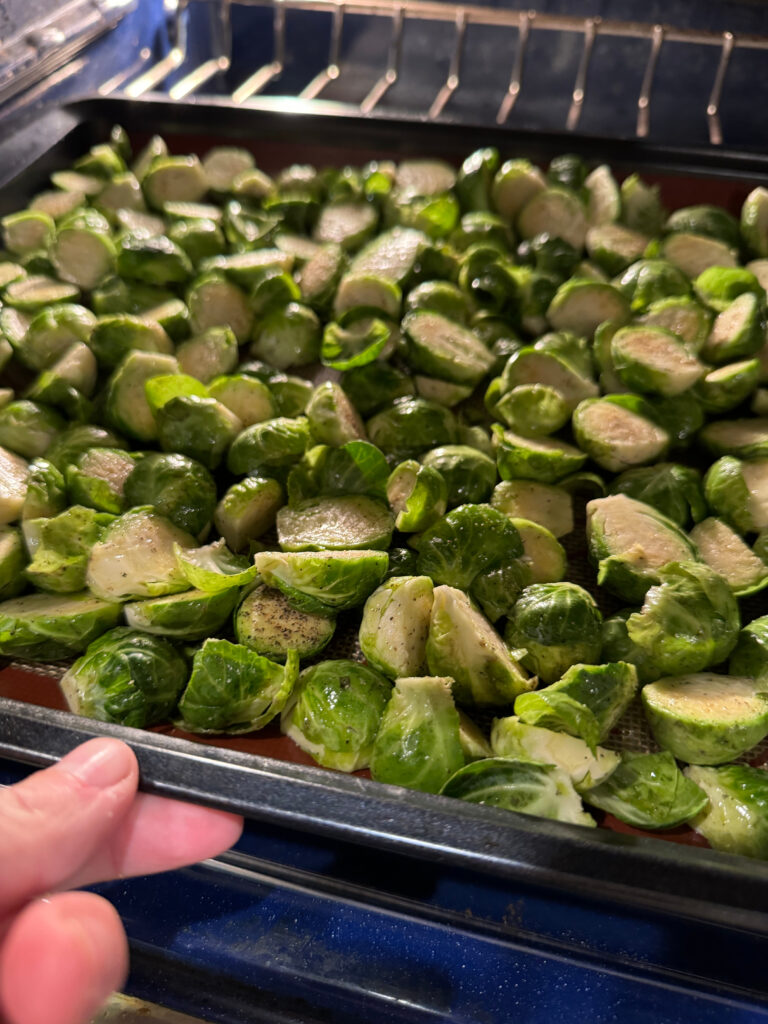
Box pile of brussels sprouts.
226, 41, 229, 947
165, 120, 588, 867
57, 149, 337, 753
2, 128, 768, 857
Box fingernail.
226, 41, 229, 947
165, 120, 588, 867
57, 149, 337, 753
59, 738, 134, 789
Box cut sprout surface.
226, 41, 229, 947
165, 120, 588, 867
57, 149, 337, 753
2, 130, 768, 856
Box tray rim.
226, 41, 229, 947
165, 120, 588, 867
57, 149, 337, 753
2, 93, 768, 929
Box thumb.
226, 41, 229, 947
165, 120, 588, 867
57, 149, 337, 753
0, 738, 138, 919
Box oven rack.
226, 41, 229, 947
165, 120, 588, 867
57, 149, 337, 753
97, 0, 768, 147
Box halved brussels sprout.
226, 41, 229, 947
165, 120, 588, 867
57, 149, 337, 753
610, 325, 704, 397
704, 456, 768, 534
89, 314, 173, 368
174, 538, 257, 593
440, 757, 596, 827
405, 280, 472, 322
694, 265, 762, 311
456, 147, 500, 213
494, 384, 570, 437
505, 583, 602, 684
699, 418, 768, 460
306, 381, 366, 447
157, 395, 242, 471
250, 302, 321, 370
659, 232, 738, 278
517, 187, 587, 250
690, 518, 768, 597
282, 659, 391, 771
227, 416, 310, 477
742, 186, 768, 258
359, 575, 433, 679
86, 507, 195, 602
637, 295, 712, 353
626, 561, 740, 679
25, 505, 114, 594
492, 426, 587, 484
426, 585, 532, 707
187, 272, 253, 342
341, 361, 414, 417
511, 518, 566, 584
177, 641, 298, 735
366, 398, 458, 461
587, 494, 698, 603
45, 424, 126, 474
492, 159, 546, 221
252, 548, 388, 614
515, 661, 639, 750
581, 751, 708, 829
490, 479, 573, 538
586, 223, 649, 275
60, 627, 188, 726
214, 476, 284, 552
0, 400, 64, 459
642, 673, 768, 764
490, 716, 619, 790
0, 591, 122, 660
124, 453, 217, 537
546, 279, 630, 337
125, 586, 239, 640
696, 359, 761, 414
416, 503, 523, 591
420, 445, 496, 508
702, 292, 765, 365
320, 317, 392, 370
0, 446, 30, 524
729, 615, 768, 684
277, 495, 393, 551
572, 396, 669, 473
685, 764, 768, 860
501, 346, 598, 412
402, 311, 495, 387
105, 350, 179, 443
235, 584, 335, 660
609, 463, 706, 529
176, 326, 238, 384
0, 526, 27, 599
370, 676, 464, 794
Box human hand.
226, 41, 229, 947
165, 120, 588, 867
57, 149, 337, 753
0, 737, 244, 1024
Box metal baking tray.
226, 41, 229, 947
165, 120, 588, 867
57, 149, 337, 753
2, 93, 768, 936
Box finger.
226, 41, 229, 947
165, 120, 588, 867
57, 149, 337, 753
0, 738, 138, 916
0, 891, 128, 1024
63, 793, 244, 890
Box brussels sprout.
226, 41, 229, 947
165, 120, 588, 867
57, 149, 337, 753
694, 266, 762, 311
177, 640, 298, 735
573, 395, 669, 474
586, 223, 649, 276
418, 446, 495, 508
250, 302, 321, 370
367, 398, 457, 460
105, 350, 179, 442
59, 626, 188, 726
492, 425, 587, 484
609, 463, 707, 529
25, 506, 114, 594
515, 661, 639, 750
168, 217, 226, 265
685, 764, 768, 860
469, 560, 530, 622
455, 147, 500, 212
426, 585, 532, 707
0, 591, 122, 660
696, 359, 761, 414
142, 154, 207, 209
507, 518, 564, 584
86, 508, 195, 602
702, 292, 765, 365
298, 243, 345, 311
610, 326, 704, 397
45, 424, 126, 473
405, 280, 472, 323
600, 610, 664, 685
174, 326, 237, 384
440, 757, 596, 827
626, 561, 740, 679
699, 418, 768, 460
505, 583, 602, 684
492, 159, 546, 221
638, 296, 713, 353
359, 575, 433, 679
0, 400, 64, 459
384, 461, 444, 533
21, 458, 64, 521
277, 495, 394, 551
516, 187, 587, 250
501, 347, 598, 411
490, 479, 574, 538
582, 751, 708, 829
690, 518, 768, 597
125, 586, 238, 640
116, 233, 192, 286
614, 259, 690, 312
211, 477, 283, 553
2, 210, 54, 255
340, 361, 414, 417
546, 279, 630, 337
18, 304, 96, 371
124, 453, 216, 537
402, 311, 495, 387
187, 272, 253, 342
494, 384, 570, 437
729, 615, 768, 684
227, 416, 310, 477
89, 314, 172, 368
157, 395, 242, 470
416, 504, 523, 590
0, 526, 27, 599
174, 538, 258, 593
281, 659, 391, 772
235, 584, 334, 660
704, 456, 768, 533
742, 187, 768, 258
370, 676, 464, 794
253, 548, 388, 614
306, 381, 366, 447
666, 205, 741, 249
301, 440, 389, 503
586, 494, 698, 603
659, 232, 738, 278
643, 673, 768, 765
490, 716, 619, 790
4, 275, 79, 310
207, 374, 275, 427
647, 392, 704, 450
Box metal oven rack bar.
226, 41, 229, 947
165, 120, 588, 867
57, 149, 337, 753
108, 0, 768, 145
